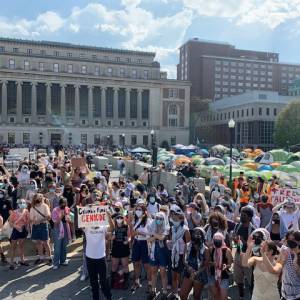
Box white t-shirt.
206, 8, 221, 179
280, 209, 300, 230
85, 226, 107, 259
147, 203, 160, 218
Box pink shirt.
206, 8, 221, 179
10, 209, 30, 231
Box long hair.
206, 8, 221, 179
208, 212, 228, 231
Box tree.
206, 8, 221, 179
274, 99, 300, 147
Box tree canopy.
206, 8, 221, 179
274, 99, 300, 147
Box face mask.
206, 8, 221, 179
253, 236, 263, 245
287, 240, 298, 249
149, 197, 156, 204
135, 210, 143, 218
211, 220, 219, 228
192, 236, 203, 244
213, 240, 222, 248
18, 203, 27, 209
116, 219, 123, 225
115, 208, 120, 213
252, 245, 261, 256
49, 189, 55, 193
272, 219, 280, 224
172, 220, 181, 227
155, 219, 163, 226
124, 205, 130, 211
212, 191, 220, 198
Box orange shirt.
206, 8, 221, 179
10, 209, 30, 231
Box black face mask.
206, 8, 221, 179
272, 219, 280, 224
192, 236, 203, 244
287, 240, 298, 249
211, 221, 219, 228
213, 240, 222, 248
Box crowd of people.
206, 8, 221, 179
0, 148, 299, 300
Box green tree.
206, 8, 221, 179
274, 99, 300, 147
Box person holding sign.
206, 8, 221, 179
83, 207, 114, 300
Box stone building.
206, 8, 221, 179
0, 38, 190, 146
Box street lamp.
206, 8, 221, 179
228, 118, 235, 186
150, 129, 157, 167
121, 133, 125, 150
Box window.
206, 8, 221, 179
8, 133, 15, 144
67, 52, 72, 57
238, 62, 244, 67
169, 89, 178, 98
137, 59, 143, 63
223, 81, 228, 86
266, 107, 270, 115
252, 108, 254, 116
259, 94, 267, 100
230, 75, 236, 79
120, 68, 125, 77
168, 104, 178, 127
143, 135, 148, 146
215, 67, 221, 72
24, 60, 30, 70
237, 110, 239, 118
0, 46, 5, 52
223, 74, 229, 79
53, 63, 59, 72
27, 49, 32, 54
54, 51, 59, 57
104, 56, 109, 61
68, 64, 73, 73
131, 135, 137, 145
95, 66, 100, 76
231, 68, 236, 73
247, 109, 249, 116
92, 54, 97, 60
238, 75, 244, 80
253, 70, 258, 75
9, 59, 15, 69
259, 107, 262, 115
81, 134, 87, 144
144, 70, 149, 79
170, 136, 176, 146
230, 61, 237, 66
23, 133, 30, 145
81, 65, 87, 74
274, 108, 277, 116
80, 53, 85, 59
39, 62, 44, 72
223, 67, 229, 72
215, 60, 221, 65
246, 69, 251, 74
107, 67, 112, 76
94, 134, 101, 145
115, 57, 120, 62
215, 74, 221, 79
241, 110, 244, 117
132, 69, 137, 78
223, 61, 229, 66
13, 48, 18, 53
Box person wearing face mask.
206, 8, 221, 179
210, 185, 222, 207
257, 194, 273, 227
0, 214, 8, 264
25, 180, 38, 209
17, 164, 30, 198
242, 230, 282, 300
232, 206, 256, 299
111, 214, 131, 289
147, 194, 160, 219
186, 202, 202, 233
51, 197, 71, 270
238, 182, 251, 209
266, 212, 287, 245
180, 227, 209, 300
130, 201, 151, 292
168, 205, 191, 299
147, 212, 169, 299
46, 183, 60, 211
8, 199, 30, 270
208, 232, 233, 300
0, 190, 12, 224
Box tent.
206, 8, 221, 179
203, 157, 225, 166
269, 149, 289, 162
276, 165, 299, 173
130, 147, 151, 154
258, 165, 273, 171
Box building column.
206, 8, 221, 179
46, 83, 52, 124
1, 81, 7, 123
88, 85, 93, 126
17, 81, 22, 124
137, 89, 142, 126
125, 88, 130, 126
101, 87, 106, 126
31, 82, 37, 123
113, 87, 118, 126
75, 84, 80, 125
60, 83, 66, 124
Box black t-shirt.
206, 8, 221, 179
114, 225, 128, 242
0, 199, 12, 222
234, 222, 255, 253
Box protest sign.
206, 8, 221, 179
71, 157, 87, 174
271, 188, 300, 205
77, 205, 108, 228
10, 148, 29, 159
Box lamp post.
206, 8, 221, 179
228, 118, 235, 186
150, 129, 157, 167
121, 133, 125, 151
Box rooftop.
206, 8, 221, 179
0, 37, 156, 57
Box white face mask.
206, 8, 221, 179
124, 205, 130, 211
116, 219, 123, 225
0, 194, 4, 198
149, 197, 156, 204
135, 210, 143, 218
212, 191, 220, 199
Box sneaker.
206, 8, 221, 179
34, 258, 42, 265
80, 274, 86, 281
60, 260, 69, 266
9, 264, 15, 270
47, 259, 53, 266
52, 265, 59, 270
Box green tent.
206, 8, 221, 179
269, 149, 289, 162
276, 165, 300, 173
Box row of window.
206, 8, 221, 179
215, 60, 274, 69
7, 58, 150, 79
215, 72, 273, 79
202, 107, 277, 122
215, 82, 273, 92
215, 80, 273, 88
0, 46, 145, 64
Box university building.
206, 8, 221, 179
0, 38, 190, 146
196, 90, 297, 150
178, 38, 300, 101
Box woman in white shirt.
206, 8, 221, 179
84, 210, 114, 300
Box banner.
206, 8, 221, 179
271, 188, 300, 205
77, 205, 108, 228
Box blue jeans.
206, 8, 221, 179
53, 225, 68, 267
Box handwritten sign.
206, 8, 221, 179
71, 158, 87, 174
271, 188, 300, 205
77, 205, 108, 228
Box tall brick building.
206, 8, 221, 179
177, 38, 300, 101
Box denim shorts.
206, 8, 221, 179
132, 239, 149, 264
149, 242, 168, 267
208, 275, 229, 289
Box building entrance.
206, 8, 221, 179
50, 133, 62, 145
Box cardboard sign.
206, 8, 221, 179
271, 188, 300, 205
77, 205, 108, 228
71, 158, 87, 174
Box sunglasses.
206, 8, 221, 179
116, 217, 124, 220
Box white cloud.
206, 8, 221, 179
182, 0, 300, 29
36, 11, 65, 32
69, 23, 80, 33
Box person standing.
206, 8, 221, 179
84, 211, 114, 300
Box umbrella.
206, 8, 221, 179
276, 165, 299, 173
224, 157, 238, 165
258, 165, 273, 171
203, 157, 225, 166
131, 147, 151, 154
269, 149, 289, 162
272, 171, 297, 186
286, 153, 300, 164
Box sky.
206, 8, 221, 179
1, 0, 300, 78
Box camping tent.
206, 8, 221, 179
130, 147, 151, 154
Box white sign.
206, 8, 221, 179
10, 148, 29, 159
271, 188, 300, 205
77, 205, 108, 228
